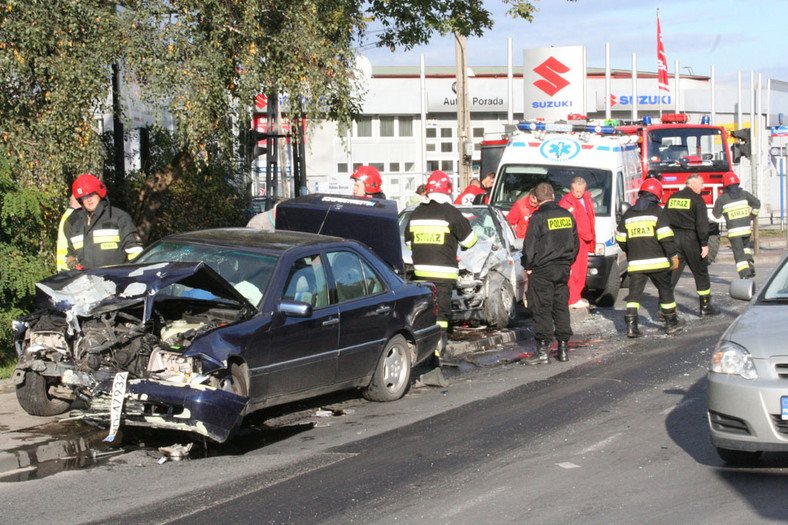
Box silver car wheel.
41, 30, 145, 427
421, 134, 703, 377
382, 341, 408, 393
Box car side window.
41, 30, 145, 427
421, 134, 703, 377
282, 255, 329, 308
327, 251, 368, 302
359, 258, 386, 295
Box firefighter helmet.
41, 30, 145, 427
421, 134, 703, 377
639, 177, 663, 198
350, 165, 382, 194
72, 174, 106, 199
426, 171, 452, 195
723, 172, 740, 187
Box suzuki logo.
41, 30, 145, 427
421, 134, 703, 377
533, 57, 570, 96
609, 94, 617, 107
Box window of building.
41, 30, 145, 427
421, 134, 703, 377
371, 162, 385, 173
441, 142, 453, 153
441, 160, 453, 172
380, 116, 395, 137
353, 162, 363, 171
440, 128, 452, 138
404, 162, 415, 172
399, 117, 413, 137
389, 162, 400, 172
356, 117, 372, 137
426, 160, 439, 172
337, 163, 348, 173
426, 128, 437, 139
473, 127, 484, 138
426, 143, 436, 152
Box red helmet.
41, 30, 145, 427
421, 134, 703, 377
639, 178, 663, 198
350, 165, 382, 194
426, 170, 452, 195
723, 172, 740, 187
72, 174, 106, 199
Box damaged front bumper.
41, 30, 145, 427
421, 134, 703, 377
84, 378, 248, 443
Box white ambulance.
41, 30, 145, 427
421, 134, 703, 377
488, 121, 642, 306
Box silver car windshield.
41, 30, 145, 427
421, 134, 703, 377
762, 260, 788, 301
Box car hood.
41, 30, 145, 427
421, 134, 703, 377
35, 261, 256, 322
725, 304, 788, 358
276, 194, 404, 273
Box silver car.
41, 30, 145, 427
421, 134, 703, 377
399, 205, 526, 328
706, 252, 788, 464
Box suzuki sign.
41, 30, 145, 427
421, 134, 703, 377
523, 46, 586, 120
594, 92, 676, 111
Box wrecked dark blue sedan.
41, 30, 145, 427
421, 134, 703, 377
12, 196, 441, 442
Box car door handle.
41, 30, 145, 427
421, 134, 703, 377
375, 305, 391, 315
323, 317, 339, 327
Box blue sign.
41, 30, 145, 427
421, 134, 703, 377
770, 126, 788, 136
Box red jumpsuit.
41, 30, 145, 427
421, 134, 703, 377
454, 185, 486, 205
506, 196, 538, 238
559, 191, 596, 305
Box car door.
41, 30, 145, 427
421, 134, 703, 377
264, 253, 340, 398
326, 249, 396, 384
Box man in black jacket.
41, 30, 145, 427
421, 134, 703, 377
665, 174, 719, 316
522, 182, 579, 364
65, 174, 143, 270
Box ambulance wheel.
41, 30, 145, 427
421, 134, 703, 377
595, 262, 620, 307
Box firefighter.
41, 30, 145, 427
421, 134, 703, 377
616, 178, 684, 337
665, 174, 719, 316
405, 170, 477, 366
350, 165, 386, 199
522, 182, 579, 364
713, 172, 761, 278
65, 174, 143, 270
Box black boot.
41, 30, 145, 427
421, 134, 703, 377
557, 340, 569, 362
699, 295, 720, 317
664, 309, 686, 335
525, 339, 551, 365
625, 314, 641, 338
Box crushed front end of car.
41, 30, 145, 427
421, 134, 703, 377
13, 262, 253, 443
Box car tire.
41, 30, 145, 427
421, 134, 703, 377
363, 335, 411, 402
15, 371, 72, 416
707, 234, 720, 264
484, 272, 516, 328
594, 261, 620, 307
715, 447, 762, 466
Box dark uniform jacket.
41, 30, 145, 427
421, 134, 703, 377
712, 185, 761, 238
522, 201, 579, 271
665, 186, 709, 245
616, 195, 677, 273
65, 199, 143, 269
405, 201, 477, 281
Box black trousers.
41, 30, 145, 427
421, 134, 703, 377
433, 279, 454, 330
670, 229, 711, 293
729, 235, 754, 277
625, 270, 676, 312
526, 263, 572, 342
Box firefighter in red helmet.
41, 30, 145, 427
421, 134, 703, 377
712, 172, 761, 278
404, 170, 477, 367
616, 178, 684, 337
350, 165, 386, 199
65, 174, 143, 270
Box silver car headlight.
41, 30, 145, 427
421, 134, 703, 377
710, 341, 758, 380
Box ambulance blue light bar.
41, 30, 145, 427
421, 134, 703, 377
517, 121, 619, 134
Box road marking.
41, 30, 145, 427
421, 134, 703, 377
557, 462, 581, 469
442, 486, 510, 518
578, 432, 623, 454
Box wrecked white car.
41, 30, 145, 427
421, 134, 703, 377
399, 205, 526, 328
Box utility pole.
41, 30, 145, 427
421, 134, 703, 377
455, 32, 472, 190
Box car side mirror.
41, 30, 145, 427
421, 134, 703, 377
729, 279, 755, 301
277, 300, 313, 318
512, 238, 523, 251
617, 202, 631, 223
730, 143, 742, 164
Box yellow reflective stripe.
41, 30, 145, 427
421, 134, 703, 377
743, 248, 753, 255
93, 235, 121, 243
656, 227, 674, 240
728, 226, 751, 237
125, 246, 143, 255
736, 261, 750, 270
628, 257, 670, 272
414, 270, 459, 280
437, 320, 448, 329
615, 232, 627, 242
751, 208, 760, 216
626, 302, 640, 310
625, 214, 658, 224
697, 289, 711, 296
410, 224, 450, 234
660, 302, 677, 310
460, 231, 478, 248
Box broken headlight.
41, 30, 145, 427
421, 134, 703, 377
147, 349, 204, 383
27, 331, 70, 356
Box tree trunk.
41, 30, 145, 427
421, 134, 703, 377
135, 149, 192, 243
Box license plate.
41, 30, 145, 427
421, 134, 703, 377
104, 372, 129, 442
782, 396, 788, 421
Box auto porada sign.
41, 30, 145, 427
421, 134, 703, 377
523, 46, 586, 120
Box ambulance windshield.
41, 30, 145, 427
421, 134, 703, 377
490, 164, 613, 216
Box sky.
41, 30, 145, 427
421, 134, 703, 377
361, 0, 788, 85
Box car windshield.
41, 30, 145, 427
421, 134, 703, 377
399, 207, 500, 244
137, 242, 278, 307
491, 164, 613, 216
761, 258, 788, 302
646, 127, 730, 173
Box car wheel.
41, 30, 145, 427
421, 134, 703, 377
594, 261, 621, 307
15, 371, 72, 416
484, 272, 516, 328
218, 362, 249, 398
363, 335, 411, 402
715, 447, 762, 466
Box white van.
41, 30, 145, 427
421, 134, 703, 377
488, 122, 642, 306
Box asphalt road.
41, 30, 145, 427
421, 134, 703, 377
0, 241, 786, 524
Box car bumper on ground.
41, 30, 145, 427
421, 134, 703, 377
706, 371, 788, 452
88, 378, 249, 443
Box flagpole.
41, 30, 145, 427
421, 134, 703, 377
658, 9, 662, 117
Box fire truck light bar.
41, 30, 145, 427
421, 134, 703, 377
517, 121, 619, 134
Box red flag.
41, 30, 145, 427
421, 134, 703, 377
657, 11, 669, 92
